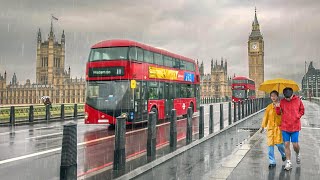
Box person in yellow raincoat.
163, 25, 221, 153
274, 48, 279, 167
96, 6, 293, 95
260, 90, 286, 168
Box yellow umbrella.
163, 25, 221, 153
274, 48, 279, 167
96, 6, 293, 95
258, 78, 300, 93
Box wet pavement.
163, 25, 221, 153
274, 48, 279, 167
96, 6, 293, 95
122, 107, 264, 180
0, 103, 231, 180
227, 100, 320, 180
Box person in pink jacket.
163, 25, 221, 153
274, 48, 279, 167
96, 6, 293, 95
276, 87, 305, 170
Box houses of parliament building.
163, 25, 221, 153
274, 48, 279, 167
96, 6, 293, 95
0, 23, 85, 105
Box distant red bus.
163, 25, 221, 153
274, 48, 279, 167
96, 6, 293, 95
231, 76, 256, 102
85, 39, 200, 126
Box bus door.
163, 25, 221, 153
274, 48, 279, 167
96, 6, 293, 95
164, 83, 174, 118
134, 81, 148, 122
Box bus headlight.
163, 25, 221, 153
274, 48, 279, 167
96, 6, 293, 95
85, 112, 89, 120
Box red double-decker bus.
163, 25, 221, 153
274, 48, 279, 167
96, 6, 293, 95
231, 76, 256, 102
85, 40, 200, 126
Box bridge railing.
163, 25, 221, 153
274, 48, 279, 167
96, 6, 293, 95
0, 104, 84, 125
200, 97, 229, 104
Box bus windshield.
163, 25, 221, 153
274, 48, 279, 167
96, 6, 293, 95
86, 81, 133, 110
232, 89, 246, 98
89, 47, 128, 61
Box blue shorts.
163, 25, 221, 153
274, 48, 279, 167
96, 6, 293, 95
282, 131, 299, 143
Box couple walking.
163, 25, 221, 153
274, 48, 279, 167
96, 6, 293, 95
261, 87, 305, 170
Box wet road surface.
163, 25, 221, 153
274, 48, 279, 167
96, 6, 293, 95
0, 103, 232, 180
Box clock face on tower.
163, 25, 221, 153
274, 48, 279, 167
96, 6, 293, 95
251, 43, 258, 50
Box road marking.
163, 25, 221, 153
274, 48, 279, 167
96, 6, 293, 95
25, 132, 63, 140
301, 127, 320, 130
0, 148, 61, 165
0, 126, 56, 136
0, 120, 86, 136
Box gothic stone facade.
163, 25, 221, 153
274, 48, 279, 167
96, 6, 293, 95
302, 61, 320, 97
248, 9, 265, 97
0, 23, 85, 105
198, 58, 232, 99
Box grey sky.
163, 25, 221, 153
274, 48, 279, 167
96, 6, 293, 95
0, 0, 319, 85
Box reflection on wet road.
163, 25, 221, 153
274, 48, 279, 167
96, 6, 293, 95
0, 103, 231, 180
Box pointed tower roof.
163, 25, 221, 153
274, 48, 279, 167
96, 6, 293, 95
49, 20, 54, 38
250, 7, 262, 38
253, 7, 259, 26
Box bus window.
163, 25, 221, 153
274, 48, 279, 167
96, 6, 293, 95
154, 53, 163, 66
148, 82, 159, 99
186, 62, 195, 71
180, 84, 187, 98
164, 56, 173, 68
144, 50, 154, 63
129, 47, 143, 61
173, 59, 180, 69
186, 84, 193, 98
89, 47, 128, 61
180, 60, 186, 70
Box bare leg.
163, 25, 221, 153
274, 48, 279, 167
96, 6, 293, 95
292, 143, 300, 154
285, 142, 291, 161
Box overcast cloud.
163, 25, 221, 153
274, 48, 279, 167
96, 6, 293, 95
0, 0, 319, 85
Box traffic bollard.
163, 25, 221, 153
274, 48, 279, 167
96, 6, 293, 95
220, 103, 224, 130
199, 106, 204, 139
209, 104, 214, 134
241, 101, 245, 119
10, 106, 15, 125
238, 101, 241, 120
147, 112, 157, 162
186, 107, 193, 144
60, 123, 77, 180
170, 109, 177, 152
73, 104, 77, 119
233, 102, 237, 123
29, 105, 34, 123
228, 102, 232, 125
113, 116, 126, 175
61, 104, 65, 120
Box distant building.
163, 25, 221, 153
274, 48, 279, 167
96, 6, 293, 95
302, 61, 320, 97
0, 22, 85, 105
198, 58, 232, 99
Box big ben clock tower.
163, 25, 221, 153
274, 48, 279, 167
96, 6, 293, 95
248, 8, 264, 97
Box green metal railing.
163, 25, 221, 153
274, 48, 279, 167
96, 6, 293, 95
0, 104, 84, 124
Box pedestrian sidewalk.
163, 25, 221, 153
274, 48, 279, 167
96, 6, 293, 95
227, 101, 320, 180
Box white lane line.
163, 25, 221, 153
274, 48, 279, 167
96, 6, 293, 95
302, 127, 320, 130
0, 126, 56, 136
25, 132, 63, 140
0, 148, 61, 165
0, 120, 87, 136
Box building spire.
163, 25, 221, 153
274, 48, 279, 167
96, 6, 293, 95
49, 19, 54, 37
61, 30, 65, 44
253, 7, 259, 26
250, 7, 262, 38
37, 28, 42, 43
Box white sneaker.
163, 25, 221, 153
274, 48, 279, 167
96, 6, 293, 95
284, 160, 292, 170
296, 153, 301, 164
